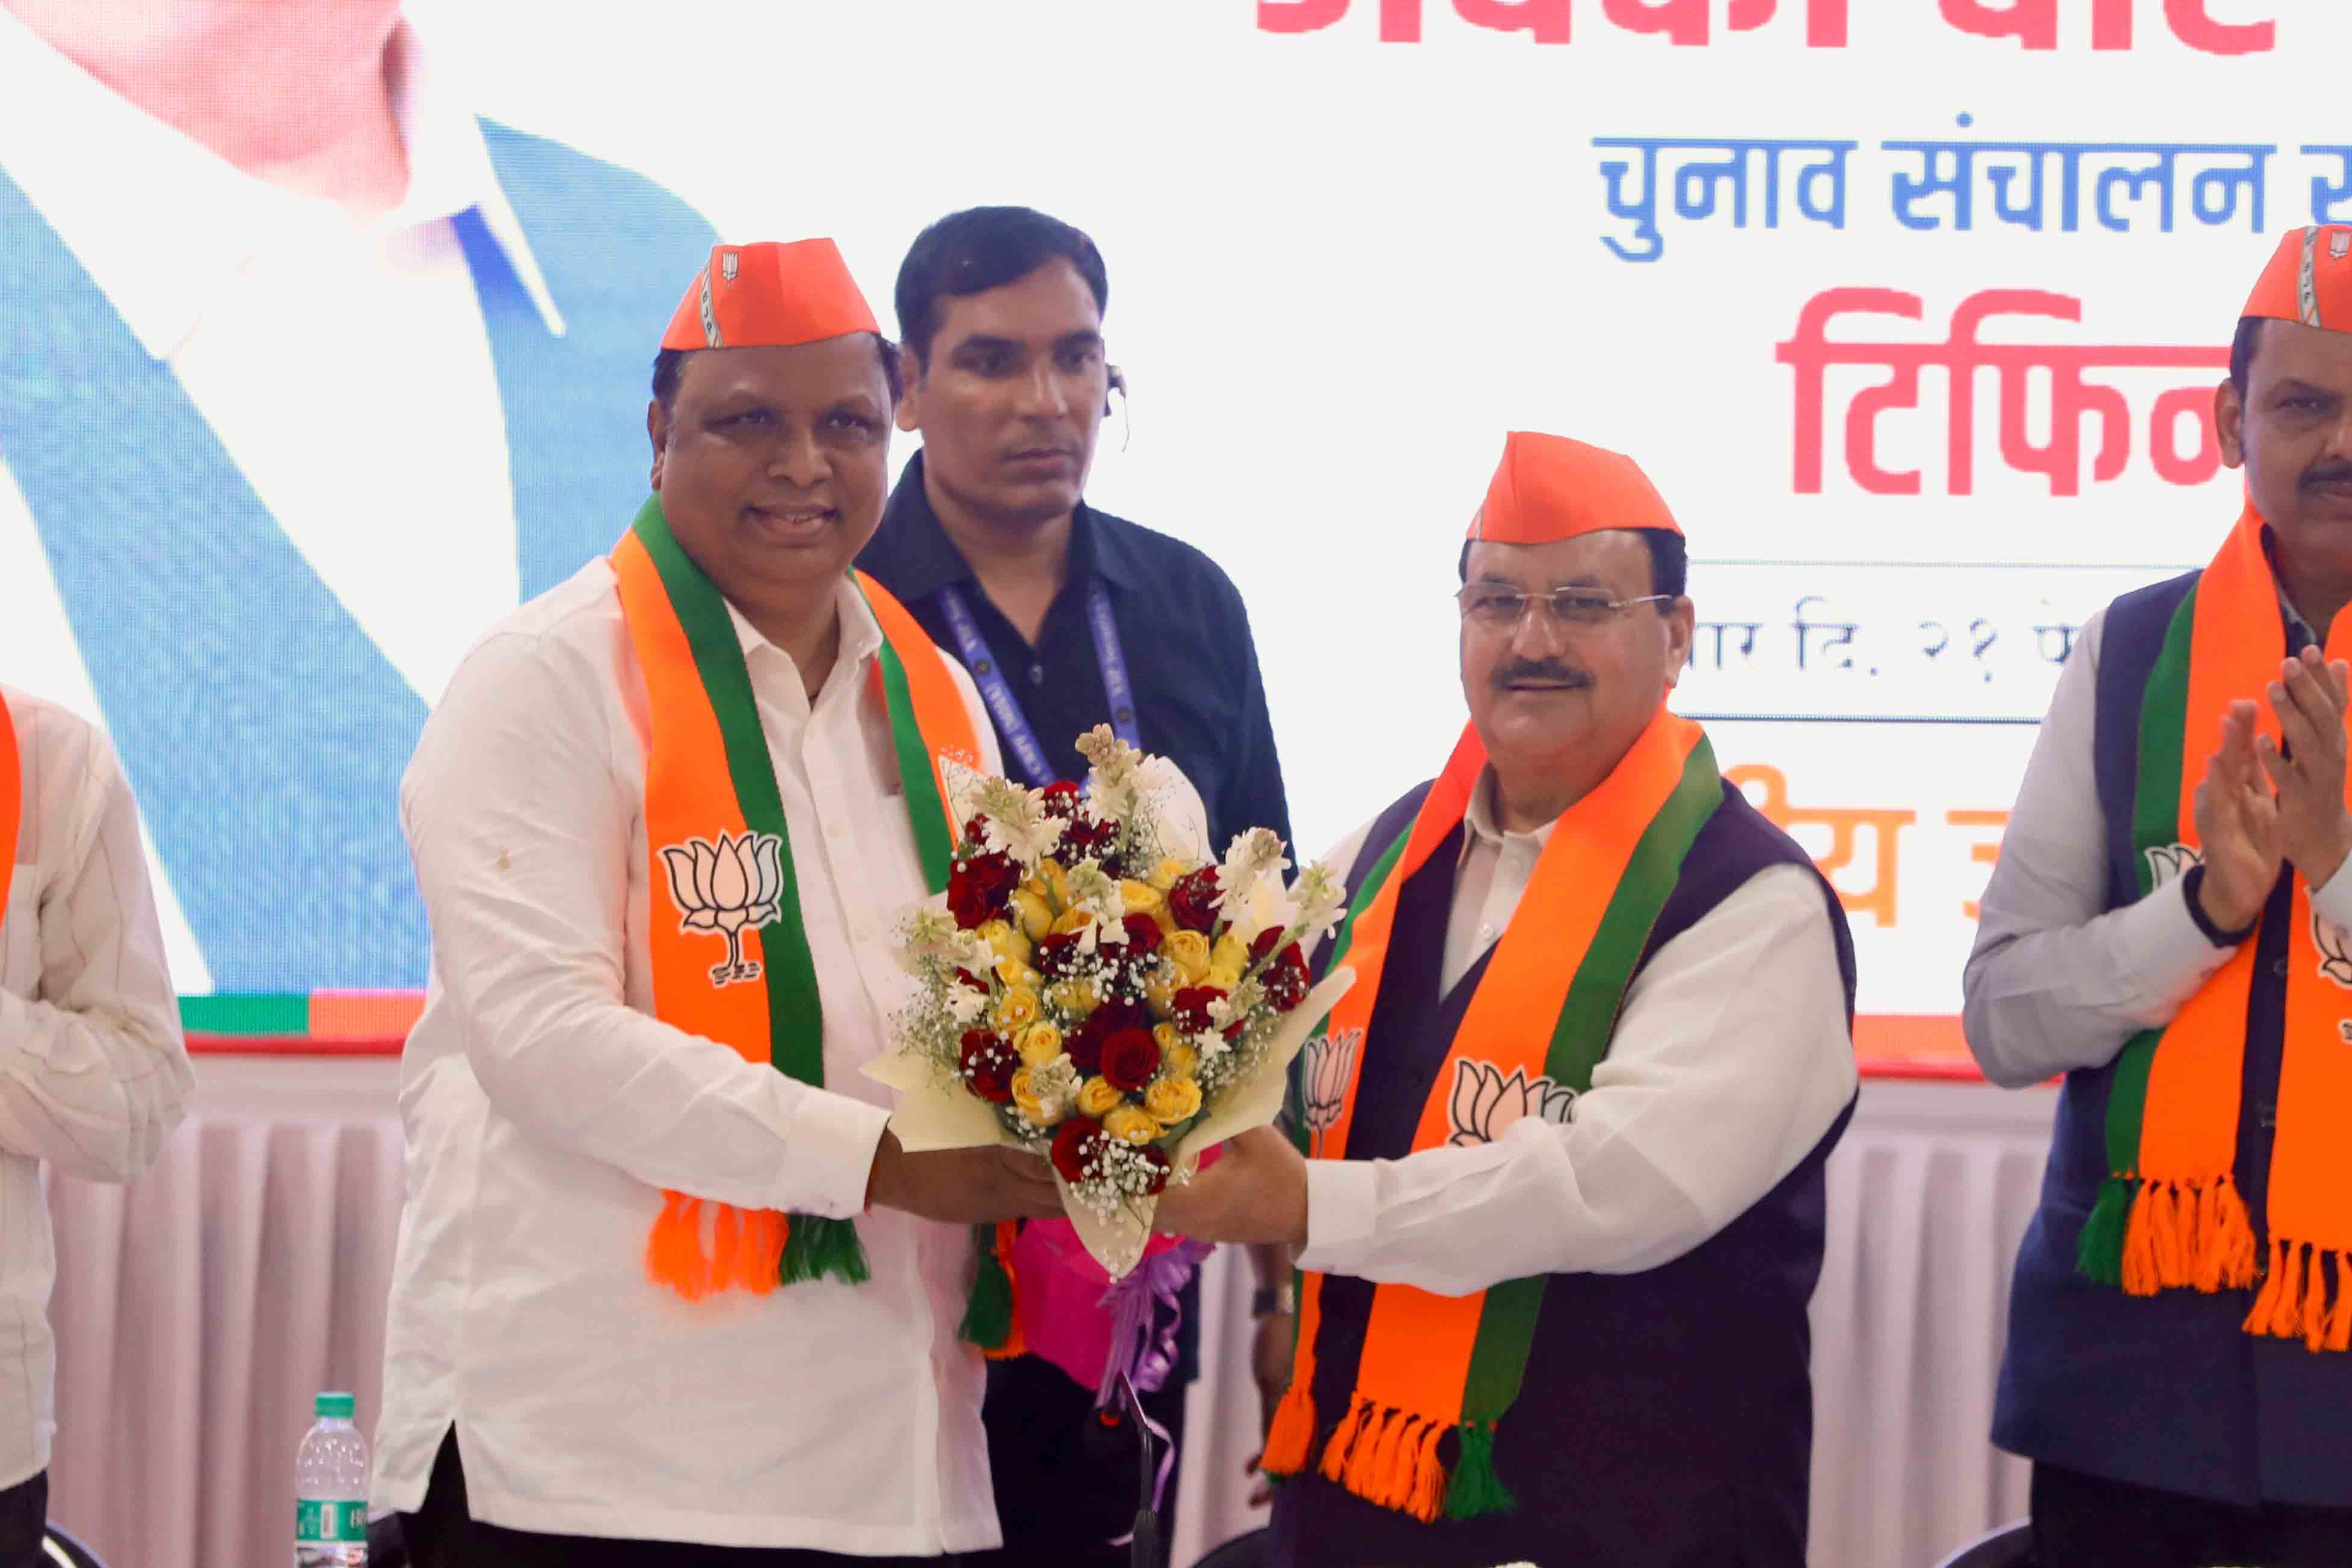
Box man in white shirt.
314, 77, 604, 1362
0, 0, 711, 993
1156, 433, 1857, 1568
0, 686, 194, 1567
375, 240, 1062, 1566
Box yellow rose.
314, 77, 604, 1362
1143, 970, 1178, 1020
1206, 960, 1245, 992
1050, 907, 1095, 937
1041, 860, 1074, 910
1010, 1068, 1067, 1128
1146, 857, 1188, 893
1212, 931, 1251, 975
1009, 888, 1054, 942
1077, 1075, 1126, 1119
1163, 929, 1212, 985
1121, 879, 1166, 917
994, 957, 1041, 989
1017, 1022, 1066, 1067
1143, 1076, 1204, 1125
1153, 1027, 1199, 1081
993, 987, 1040, 1032
1046, 978, 1101, 1017
977, 919, 1032, 967
1104, 1104, 1161, 1145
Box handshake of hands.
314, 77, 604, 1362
864, 1125, 1312, 1245
2194, 646, 2352, 932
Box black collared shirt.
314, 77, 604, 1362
857, 451, 1293, 855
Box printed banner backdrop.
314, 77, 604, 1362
5, 0, 2339, 1027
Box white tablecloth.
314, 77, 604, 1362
46, 1060, 2056, 1568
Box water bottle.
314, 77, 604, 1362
294, 1392, 369, 1566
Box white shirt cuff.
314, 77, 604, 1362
2312, 859, 2352, 933
1298, 1157, 1380, 1273
777, 1091, 892, 1219
2119, 873, 2242, 991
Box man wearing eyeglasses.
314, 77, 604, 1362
1153, 431, 1859, 1567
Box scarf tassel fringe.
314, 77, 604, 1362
2242, 1239, 2352, 1353
957, 1220, 1028, 1359
645, 1195, 790, 1301
1285, 1394, 1516, 1523
2079, 1174, 2256, 1298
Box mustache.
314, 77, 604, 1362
1491, 660, 1592, 690
2303, 464, 2352, 489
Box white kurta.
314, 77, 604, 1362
373, 563, 1009, 1553
0, 11, 560, 990
0, 686, 193, 1488
1298, 771, 1857, 1295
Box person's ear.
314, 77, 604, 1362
647, 398, 669, 489
2215, 377, 2247, 470
896, 346, 925, 435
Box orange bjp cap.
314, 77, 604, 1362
2242, 225, 2352, 332
1465, 431, 1683, 546
658, 239, 879, 351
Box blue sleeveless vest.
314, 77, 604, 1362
1992, 573, 2352, 1508
1271, 778, 1857, 1568
0, 123, 711, 989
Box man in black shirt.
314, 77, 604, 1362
857, 205, 1295, 1566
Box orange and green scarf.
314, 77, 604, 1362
613, 495, 977, 1301
2078, 504, 2352, 1353
1265, 708, 1721, 1520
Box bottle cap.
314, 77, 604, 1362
314, 1392, 355, 1420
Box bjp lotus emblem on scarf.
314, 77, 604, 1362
1301, 1028, 1363, 1157
659, 831, 786, 987
2313, 911, 2352, 990
1448, 1060, 1577, 1148
2145, 843, 2201, 889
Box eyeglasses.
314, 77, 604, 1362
1455, 584, 1674, 628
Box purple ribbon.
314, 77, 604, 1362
1095, 1237, 1209, 1535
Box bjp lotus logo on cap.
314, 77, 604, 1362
660, 832, 785, 987
721, 250, 740, 283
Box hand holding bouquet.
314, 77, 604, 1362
868, 727, 1354, 1279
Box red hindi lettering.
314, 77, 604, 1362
1459, 0, 1574, 40
1940, 0, 2056, 48
2164, 0, 2273, 54
1776, 287, 1933, 496
1259, 0, 1355, 32
2148, 386, 2224, 486
1604, 0, 1706, 43
1727, 0, 1850, 45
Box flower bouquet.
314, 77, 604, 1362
866, 728, 1355, 1293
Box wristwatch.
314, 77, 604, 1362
1251, 1282, 1297, 1317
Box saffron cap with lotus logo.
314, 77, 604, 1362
659, 238, 880, 352
1466, 431, 1683, 547
2242, 225, 2352, 332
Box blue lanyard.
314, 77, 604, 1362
936, 578, 1142, 787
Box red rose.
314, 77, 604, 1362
1062, 813, 1117, 862
1068, 999, 1149, 1075
1136, 1143, 1172, 1196
947, 851, 1021, 930
960, 814, 990, 848
959, 1029, 1016, 1103
1166, 867, 1223, 934
1039, 781, 1083, 820
1169, 985, 1227, 1036
1051, 1117, 1107, 1184
1263, 943, 1311, 1012
1117, 913, 1164, 958
1100, 1028, 1162, 1093
954, 969, 991, 995
1033, 931, 1083, 979
1250, 926, 1284, 964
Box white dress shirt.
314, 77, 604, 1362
1962, 605, 2352, 1089
373, 563, 1008, 1553
1298, 770, 1857, 1297
0, 686, 193, 1489
0, 10, 560, 990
